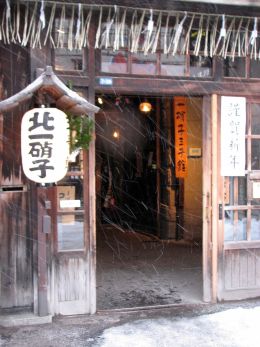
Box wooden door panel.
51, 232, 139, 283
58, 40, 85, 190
224, 249, 259, 290
217, 97, 260, 301
54, 256, 88, 315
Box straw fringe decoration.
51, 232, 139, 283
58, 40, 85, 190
0, 1, 260, 59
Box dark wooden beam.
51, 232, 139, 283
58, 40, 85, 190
94, 76, 260, 97
24, 0, 260, 17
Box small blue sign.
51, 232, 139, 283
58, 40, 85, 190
98, 77, 113, 86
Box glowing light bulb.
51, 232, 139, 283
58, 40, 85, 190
113, 131, 119, 139
139, 101, 152, 113
97, 97, 103, 105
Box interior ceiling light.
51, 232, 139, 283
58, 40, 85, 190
139, 100, 152, 113
113, 130, 119, 139
97, 97, 103, 105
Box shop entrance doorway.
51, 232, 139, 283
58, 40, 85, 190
96, 95, 204, 310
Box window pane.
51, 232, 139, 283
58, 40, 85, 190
132, 52, 157, 75
224, 177, 247, 206
101, 50, 127, 73
54, 18, 83, 71
250, 59, 260, 78
224, 210, 247, 241
252, 139, 260, 170
251, 210, 260, 240
190, 56, 212, 77
55, 48, 83, 71
223, 57, 246, 78
161, 54, 186, 76
58, 214, 84, 251
238, 177, 247, 205
224, 177, 235, 206
251, 104, 260, 135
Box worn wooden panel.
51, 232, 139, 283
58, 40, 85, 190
255, 249, 260, 287
53, 256, 88, 315
0, 192, 33, 308
247, 249, 256, 287
57, 258, 86, 302
224, 249, 260, 290
0, 43, 34, 310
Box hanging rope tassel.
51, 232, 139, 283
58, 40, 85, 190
119, 9, 127, 49
241, 18, 250, 56
10, 2, 16, 43
172, 12, 187, 56
213, 14, 226, 56
5, 0, 12, 44
193, 14, 204, 56
223, 17, 235, 59
67, 5, 75, 51
82, 9, 92, 48
181, 14, 195, 55
43, 2, 56, 47
21, 2, 37, 47
15, 2, 21, 43
76, 6, 84, 49
75, 3, 82, 49
167, 14, 179, 55
130, 10, 145, 53
40, 0, 46, 30
32, 0, 47, 49
204, 16, 210, 57
57, 5, 66, 48
21, 3, 29, 46
29, 4, 38, 48
210, 17, 219, 57
0, 8, 3, 43
95, 7, 102, 49
102, 6, 117, 49
143, 9, 154, 54
249, 17, 258, 60
231, 17, 243, 60
151, 12, 162, 54
163, 13, 170, 54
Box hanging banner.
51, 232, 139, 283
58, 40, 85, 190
174, 97, 188, 178
221, 96, 246, 176
21, 108, 69, 183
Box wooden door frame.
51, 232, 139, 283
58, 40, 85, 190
93, 92, 214, 308
202, 95, 213, 302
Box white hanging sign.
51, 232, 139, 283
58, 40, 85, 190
21, 108, 69, 183
221, 96, 246, 176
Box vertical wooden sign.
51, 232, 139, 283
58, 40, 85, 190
174, 97, 188, 178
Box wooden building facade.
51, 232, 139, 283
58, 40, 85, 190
1, 0, 260, 319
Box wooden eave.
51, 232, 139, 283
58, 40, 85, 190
0, 66, 99, 116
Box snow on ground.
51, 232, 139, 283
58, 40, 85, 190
94, 307, 260, 347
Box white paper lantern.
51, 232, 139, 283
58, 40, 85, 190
21, 108, 69, 183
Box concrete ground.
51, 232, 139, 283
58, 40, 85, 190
1, 300, 260, 347
96, 226, 202, 310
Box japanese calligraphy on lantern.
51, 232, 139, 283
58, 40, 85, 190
21, 108, 69, 183
221, 96, 246, 176
174, 96, 188, 178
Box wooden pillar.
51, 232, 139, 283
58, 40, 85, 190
156, 99, 161, 233
37, 187, 49, 316
159, 98, 176, 239
85, 20, 96, 314
211, 94, 218, 302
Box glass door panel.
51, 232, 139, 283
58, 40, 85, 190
56, 150, 85, 252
